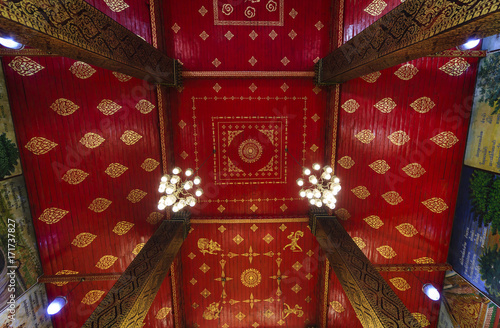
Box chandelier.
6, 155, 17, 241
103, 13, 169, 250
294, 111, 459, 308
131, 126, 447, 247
296, 163, 341, 209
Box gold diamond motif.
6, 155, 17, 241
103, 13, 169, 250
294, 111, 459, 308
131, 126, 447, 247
310, 144, 319, 152
180, 151, 188, 160
236, 312, 246, 321
277, 319, 285, 325
394, 63, 419, 80
364, 215, 384, 229
81, 290, 105, 305
250, 204, 258, 212
281, 83, 289, 92
374, 97, 397, 113
71, 233, 97, 248
377, 245, 397, 259
281, 57, 290, 66
278, 224, 287, 232
338, 156, 355, 169
288, 30, 297, 40
382, 191, 403, 205
8, 56, 44, 76
250, 224, 258, 232
291, 284, 302, 293
430, 131, 459, 148
422, 198, 448, 213
313, 86, 322, 94
201, 288, 211, 298
62, 169, 89, 185
402, 163, 426, 178
218, 225, 227, 233
88, 198, 112, 213
252, 323, 260, 328
224, 31, 234, 40
52, 270, 78, 286
351, 186, 370, 199
263, 234, 274, 244
199, 31, 209, 41
233, 234, 244, 245
132, 243, 145, 255
105, 163, 128, 178
264, 309, 274, 318
199, 5, 208, 15
171, 23, 180, 33
315, 21, 324, 30
396, 223, 418, 237
390, 277, 411, 291
190, 278, 197, 285
241, 268, 262, 288
292, 261, 303, 271
353, 237, 366, 249
50, 98, 79, 116
249, 30, 258, 40
97, 99, 121, 115
25, 137, 58, 155
146, 212, 163, 225
249, 83, 257, 92
218, 205, 226, 213
112, 71, 132, 82
212, 58, 221, 67
414, 257, 435, 265
342, 99, 360, 113
112, 221, 134, 235
330, 301, 345, 313
289, 8, 298, 18
369, 160, 390, 174
361, 71, 381, 83
213, 83, 222, 92
311, 113, 320, 122
135, 99, 155, 114
96, 255, 118, 269
192, 303, 199, 309
335, 208, 351, 220
410, 97, 435, 114
127, 189, 147, 203
439, 58, 470, 76
412, 313, 430, 327
388, 131, 410, 146
80, 132, 105, 149
355, 130, 375, 144
280, 203, 288, 212
188, 253, 196, 260
306, 273, 313, 280
178, 120, 187, 129
155, 307, 171, 320
69, 61, 96, 79
306, 250, 314, 257
269, 30, 278, 40
364, 0, 387, 16
38, 207, 69, 225
120, 130, 142, 145
200, 263, 211, 273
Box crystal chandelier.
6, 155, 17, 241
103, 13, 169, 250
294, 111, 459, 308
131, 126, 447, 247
157, 167, 203, 212
295, 163, 341, 210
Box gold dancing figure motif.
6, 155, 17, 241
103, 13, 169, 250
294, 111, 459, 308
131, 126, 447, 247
198, 238, 222, 255
203, 302, 222, 320
283, 231, 304, 252
282, 303, 304, 319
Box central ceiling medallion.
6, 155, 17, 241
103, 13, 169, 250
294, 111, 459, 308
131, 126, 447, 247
241, 268, 262, 288
238, 139, 263, 163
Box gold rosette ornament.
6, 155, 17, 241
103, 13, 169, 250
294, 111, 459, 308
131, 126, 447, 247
222, 4, 233, 15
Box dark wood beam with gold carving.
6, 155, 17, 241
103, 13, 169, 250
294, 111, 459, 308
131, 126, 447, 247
316, 0, 500, 85
0, 0, 181, 86
82, 218, 188, 328
309, 213, 420, 328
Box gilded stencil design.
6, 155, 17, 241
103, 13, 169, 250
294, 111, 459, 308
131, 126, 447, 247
283, 231, 304, 252
394, 64, 419, 80
330, 301, 345, 313
353, 237, 366, 249
120, 130, 143, 145
360, 71, 381, 83
198, 238, 222, 255
341, 99, 359, 113
50, 98, 80, 116
241, 268, 262, 288
95, 255, 118, 269
147, 212, 164, 225
355, 130, 375, 144
282, 303, 303, 319
412, 313, 430, 327
263, 233, 274, 244
105, 163, 128, 178
364, 215, 384, 229
62, 169, 89, 185
200, 263, 211, 274
80, 132, 105, 149
112, 221, 134, 235
112, 71, 132, 82
203, 302, 222, 320
132, 243, 145, 255
81, 290, 105, 305
71, 232, 97, 247
374, 97, 397, 113
103, 0, 129, 12
364, 0, 387, 16
88, 198, 112, 213
369, 160, 390, 174
376, 245, 397, 259
238, 139, 263, 163
439, 58, 470, 76
38, 207, 69, 225
69, 61, 96, 79
414, 257, 435, 264
136, 99, 155, 114
390, 277, 411, 291
141, 158, 160, 172
8, 56, 45, 76
338, 156, 355, 169
382, 191, 403, 205
127, 189, 147, 203
395, 223, 418, 237
156, 307, 172, 320
430, 131, 459, 148
402, 163, 426, 178
388, 131, 410, 146
25, 137, 58, 155
52, 270, 78, 286
351, 186, 370, 199
335, 208, 351, 220
422, 197, 448, 213
214, 0, 284, 26
97, 99, 122, 115
410, 97, 435, 114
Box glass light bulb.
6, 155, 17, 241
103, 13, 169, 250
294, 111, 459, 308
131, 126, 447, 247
422, 284, 440, 301
158, 185, 166, 193
324, 166, 333, 174
315, 200, 322, 207
306, 190, 313, 199
160, 175, 169, 182
324, 174, 331, 180
195, 188, 203, 197
313, 163, 321, 170
299, 189, 306, 197
309, 175, 318, 184
165, 184, 175, 194
0, 37, 24, 50
193, 176, 201, 185
309, 198, 316, 205
158, 203, 167, 210
185, 168, 193, 177
183, 181, 193, 190
313, 190, 321, 198
303, 168, 311, 176
166, 195, 176, 206
172, 205, 180, 212
296, 178, 304, 186
170, 175, 180, 184
172, 167, 181, 174
47, 297, 67, 315
334, 177, 340, 183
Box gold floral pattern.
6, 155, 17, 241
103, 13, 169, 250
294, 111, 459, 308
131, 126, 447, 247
238, 139, 263, 163
355, 130, 375, 144
430, 131, 459, 148
402, 163, 426, 178
25, 137, 58, 155
50, 98, 79, 116
156, 307, 172, 320
147, 212, 164, 225
439, 58, 470, 76
330, 301, 345, 313
414, 257, 435, 264
135, 99, 155, 114
335, 208, 351, 220
351, 186, 371, 199
81, 290, 105, 305
112, 71, 132, 82
388, 131, 410, 146
241, 268, 262, 288
410, 97, 435, 114
61, 169, 89, 185
105, 163, 128, 178
382, 191, 404, 205
395, 223, 419, 237
95, 255, 118, 270
412, 313, 430, 327
364, 0, 387, 16
69, 61, 96, 79
132, 243, 145, 255
360, 71, 381, 83
369, 160, 390, 174
120, 130, 142, 145
364, 215, 384, 229
394, 64, 419, 80
8, 56, 45, 76
374, 97, 397, 113
353, 237, 366, 249
52, 270, 78, 286
88, 198, 112, 213
338, 156, 355, 169
341, 99, 360, 113
38, 207, 69, 224
422, 197, 448, 213
112, 221, 134, 235
390, 277, 411, 291
103, 0, 129, 12
97, 99, 122, 116
127, 189, 147, 203
376, 245, 397, 259
71, 232, 97, 248
141, 158, 160, 172
79, 132, 105, 149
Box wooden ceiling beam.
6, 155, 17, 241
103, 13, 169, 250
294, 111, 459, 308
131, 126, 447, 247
0, 0, 180, 86
315, 0, 500, 85
309, 213, 420, 328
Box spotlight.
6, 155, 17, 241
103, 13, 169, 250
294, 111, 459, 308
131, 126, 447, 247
47, 296, 67, 315
422, 283, 440, 301
0, 37, 24, 50
458, 39, 480, 50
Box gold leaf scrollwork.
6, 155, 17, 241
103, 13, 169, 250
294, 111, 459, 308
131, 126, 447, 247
241, 268, 262, 288
132, 243, 145, 255
50, 98, 80, 116
364, 0, 387, 16
364, 215, 384, 229
238, 139, 263, 163
334, 208, 351, 220
112, 71, 132, 82
338, 156, 355, 169
61, 169, 89, 185
71, 232, 97, 248
228, 157, 244, 173
80, 132, 105, 149
414, 257, 435, 265
394, 63, 419, 80
25, 137, 58, 155
266, 0, 278, 12
97, 99, 122, 116
374, 97, 397, 113
369, 160, 390, 174
351, 186, 370, 199
282, 303, 303, 319
112, 221, 134, 235
439, 58, 470, 77
127, 189, 147, 203
69, 61, 96, 79
381, 191, 404, 205
360, 71, 381, 83
88, 198, 112, 213
147, 212, 164, 224
355, 130, 375, 144
353, 237, 366, 249
203, 302, 222, 320
412, 313, 430, 327
8, 56, 45, 76
430, 131, 459, 148
135, 99, 155, 114
402, 163, 426, 178
120, 130, 143, 145
376, 245, 397, 259
330, 301, 344, 313
410, 97, 435, 114
390, 277, 411, 291
95, 255, 118, 270
38, 207, 69, 224
388, 130, 410, 146
198, 238, 222, 255
105, 163, 128, 178
141, 158, 160, 172
222, 4, 234, 15
52, 270, 78, 286
156, 307, 172, 320
341, 99, 360, 113
395, 223, 419, 237
245, 6, 256, 19
283, 231, 304, 252
422, 197, 448, 213
103, 0, 129, 12
81, 290, 105, 305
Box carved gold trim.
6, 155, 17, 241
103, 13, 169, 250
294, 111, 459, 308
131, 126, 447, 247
190, 218, 308, 224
